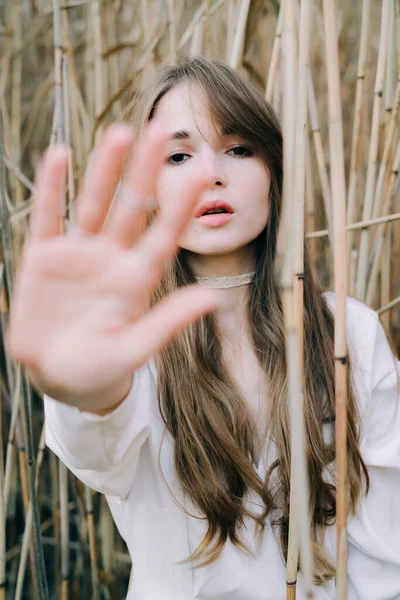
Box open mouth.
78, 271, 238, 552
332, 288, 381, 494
196, 210, 234, 227
201, 208, 230, 215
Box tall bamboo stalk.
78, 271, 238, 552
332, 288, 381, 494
85, 486, 100, 600
322, 1, 349, 597
365, 137, 400, 305
93, 0, 105, 140
229, 0, 251, 69
1, 57, 49, 598
0, 274, 5, 600
265, 1, 284, 104
356, 0, 390, 300
380, 7, 396, 327
168, 0, 177, 63
346, 0, 371, 271
280, 1, 314, 598
14, 425, 46, 600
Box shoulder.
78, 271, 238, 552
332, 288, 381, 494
322, 292, 400, 438
322, 291, 379, 364
322, 292, 382, 411
322, 290, 379, 328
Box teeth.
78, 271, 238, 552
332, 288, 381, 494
204, 209, 226, 214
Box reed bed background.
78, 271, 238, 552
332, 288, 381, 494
0, 0, 399, 598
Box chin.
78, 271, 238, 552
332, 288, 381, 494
182, 239, 254, 257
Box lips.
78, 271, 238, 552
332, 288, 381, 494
197, 213, 234, 227
195, 200, 234, 218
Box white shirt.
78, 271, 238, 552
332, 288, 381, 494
44, 293, 400, 599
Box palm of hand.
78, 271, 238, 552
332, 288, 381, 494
8, 122, 218, 410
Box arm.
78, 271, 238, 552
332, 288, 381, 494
44, 362, 152, 499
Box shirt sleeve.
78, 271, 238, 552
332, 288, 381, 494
347, 312, 400, 598
44, 361, 152, 499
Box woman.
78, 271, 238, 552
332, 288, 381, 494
8, 57, 400, 599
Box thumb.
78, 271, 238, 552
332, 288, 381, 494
118, 285, 219, 367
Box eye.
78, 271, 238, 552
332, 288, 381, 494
167, 152, 190, 166
227, 145, 253, 158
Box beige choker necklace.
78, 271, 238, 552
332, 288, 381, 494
195, 271, 255, 289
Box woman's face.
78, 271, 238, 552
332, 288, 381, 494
153, 83, 271, 263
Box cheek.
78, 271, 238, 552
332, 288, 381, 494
246, 172, 271, 222
155, 168, 189, 211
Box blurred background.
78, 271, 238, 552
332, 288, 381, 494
0, 0, 399, 598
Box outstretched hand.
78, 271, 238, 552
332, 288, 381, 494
7, 122, 218, 412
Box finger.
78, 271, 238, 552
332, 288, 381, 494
29, 146, 69, 242
103, 121, 171, 248
118, 285, 219, 367
123, 175, 206, 297
75, 123, 135, 235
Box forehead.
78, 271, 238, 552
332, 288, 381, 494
153, 83, 222, 140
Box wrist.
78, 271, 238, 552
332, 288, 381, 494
80, 375, 134, 416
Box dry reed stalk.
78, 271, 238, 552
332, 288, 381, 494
84, 2, 94, 122
20, 76, 55, 156
19, 370, 49, 599
365, 137, 400, 306
53, 0, 64, 147
14, 426, 47, 600
16, 414, 40, 597
346, 0, 371, 270
356, 0, 390, 300
100, 495, 115, 588
168, 0, 177, 63
307, 68, 334, 252
177, 0, 224, 56
127, 564, 134, 595
106, 1, 123, 119
10, 0, 23, 213
62, 56, 76, 220
295, 1, 334, 254
178, 1, 206, 50
305, 133, 317, 265
1, 77, 48, 597
3, 373, 20, 512
380, 11, 396, 326
396, 1, 400, 67
307, 211, 400, 239
93, 0, 105, 139
229, 0, 251, 69
59, 462, 69, 600
381, 229, 392, 328
322, 1, 349, 596
287, 1, 314, 597
377, 293, 400, 315
370, 73, 400, 222
0, 278, 5, 600
265, 1, 284, 104
0, 4, 15, 90
49, 452, 60, 581
190, 20, 204, 56
226, 0, 237, 61
85, 486, 100, 600
349, 249, 358, 298
278, 0, 297, 267
203, 0, 211, 57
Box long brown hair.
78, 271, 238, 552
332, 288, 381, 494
128, 57, 369, 584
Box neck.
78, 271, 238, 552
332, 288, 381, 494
185, 249, 255, 340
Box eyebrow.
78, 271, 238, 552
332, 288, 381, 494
170, 127, 238, 141
171, 130, 191, 140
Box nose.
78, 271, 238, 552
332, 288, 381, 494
201, 148, 227, 189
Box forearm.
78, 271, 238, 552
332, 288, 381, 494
27, 366, 134, 414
